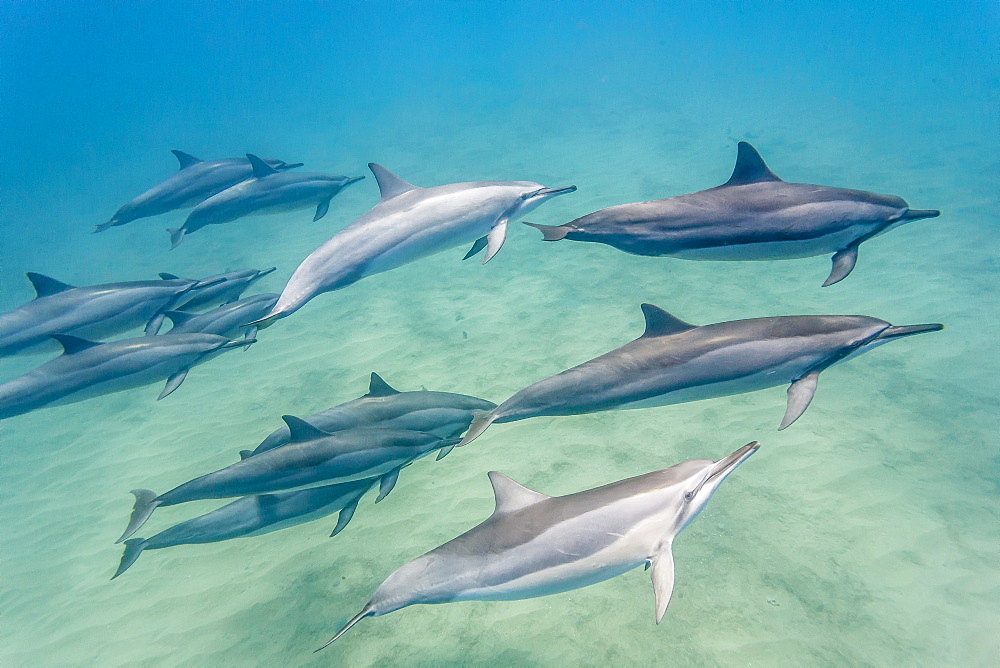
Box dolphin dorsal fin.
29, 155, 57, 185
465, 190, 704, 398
725, 141, 781, 186
171, 150, 202, 170
163, 310, 197, 327
158, 272, 182, 280
488, 471, 549, 514
51, 333, 101, 355
247, 153, 279, 179
281, 415, 329, 442
368, 163, 418, 201
26, 272, 75, 298
640, 304, 697, 338
366, 372, 400, 397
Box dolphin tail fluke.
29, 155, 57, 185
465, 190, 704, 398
457, 410, 496, 447
167, 228, 186, 249
315, 605, 376, 652
523, 222, 569, 241
436, 444, 455, 460
111, 539, 147, 579
116, 489, 160, 543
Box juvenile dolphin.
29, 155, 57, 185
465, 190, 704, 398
246, 372, 497, 459
525, 142, 940, 286
167, 155, 363, 248
97, 151, 302, 233
459, 304, 943, 445
316, 441, 759, 650
161, 267, 276, 310
158, 294, 279, 345
117, 424, 456, 542
248, 164, 576, 326
112, 476, 380, 579
0, 272, 226, 357
0, 333, 251, 420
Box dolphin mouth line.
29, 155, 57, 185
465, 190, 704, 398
530, 185, 577, 198
874, 323, 944, 341
706, 441, 760, 483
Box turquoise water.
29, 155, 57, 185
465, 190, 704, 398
2, 2, 998, 664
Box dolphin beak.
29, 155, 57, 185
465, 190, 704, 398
895, 208, 940, 222
345, 175, 366, 186
534, 185, 577, 198
706, 441, 760, 483
876, 323, 944, 341
258, 267, 277, 278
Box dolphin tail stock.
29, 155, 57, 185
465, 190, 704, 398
111, 539, 148, 579
457, 410, 497, 447
167, 228, 186, 249
117, 489, 161, 543
523, 221, 570, 241
315, 604, 377, 652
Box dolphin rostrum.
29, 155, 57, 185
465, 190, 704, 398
316, 441, 759, 650
112, 476, 380, 579
97, 150, 302, 233
459, 304, 943, 446
117, 425, 456, 542
0, 333, 251, 420
245, 372, 496, 460
248, 164, 576, 326
525, 142, 940, 286
0, 272, 227, 357
167, 155, 363, 248
158, 294, 279, 345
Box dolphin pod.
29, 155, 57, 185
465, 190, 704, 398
167, 155, 364, 248
113, 476, 380, 579
0, 272, 232, 357
0, 333, 251, 420
316, 442, 759, 650
97, 150, 303, 233
525, 142, 940, 287
248, 163, 576, 326
458, 304, 943, 446
246, 372, 497, 459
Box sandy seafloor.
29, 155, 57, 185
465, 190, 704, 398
1, 3, 998, 666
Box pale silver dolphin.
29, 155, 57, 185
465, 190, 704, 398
117, 424, 456, 542
112, 476, 380, 579
525, 142, 940, 286
316, 441, 759, 650
245, 372, 496, 459
161, 267, 276, 310
0, 272, 226, 357
248, 164, 576, 326
167, 155, 363, 248
459, 304, 943, 445
157, 293, 279, 346
97, 150, 302, 232
0, 333, 251, 420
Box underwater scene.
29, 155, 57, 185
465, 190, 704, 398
1, 2, 997, 665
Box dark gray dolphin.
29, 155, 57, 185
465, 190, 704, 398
167, 155, 363, 248
0, 333, 251, 420
525, 142, 940, 286
160, 267, 276, 311
117, 425, 456, 542
112, 476, 379, 579
157, 294, 279, 345
246, 372, 497, 459
316, 442, 759, 650
459, 304, 943, 445
248, 163, 575, 326
97, 150, 302, 232
0, 272, 227, 357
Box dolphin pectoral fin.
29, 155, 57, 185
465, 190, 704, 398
436, 444, 455, 461
650, 541, 676, 624
823, 247, 859, 287
315, 605, 376, 652
483, 218, 509, 264
314, 197, 332, 222
239, 450, 253, 460
780, 371, 819, 430
331, 498, 361, 537
111, 539, 147, 579
523, 221, 570, 241
167, 228, 186, 249
375, 469, 400, 503
458, 410, 496, 447
243, 327, 258, 350
117, 489, 160, 543
144, 313, 166, 336
158, 369, 189, 400
463, 236, 488, 260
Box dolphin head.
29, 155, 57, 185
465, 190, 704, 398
873, 193, 940, 232
668, 441, 759, 534
823, 316, 943, 367
508, 184, 577, 219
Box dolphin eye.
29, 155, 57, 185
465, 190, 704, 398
683, 491, 694, 502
